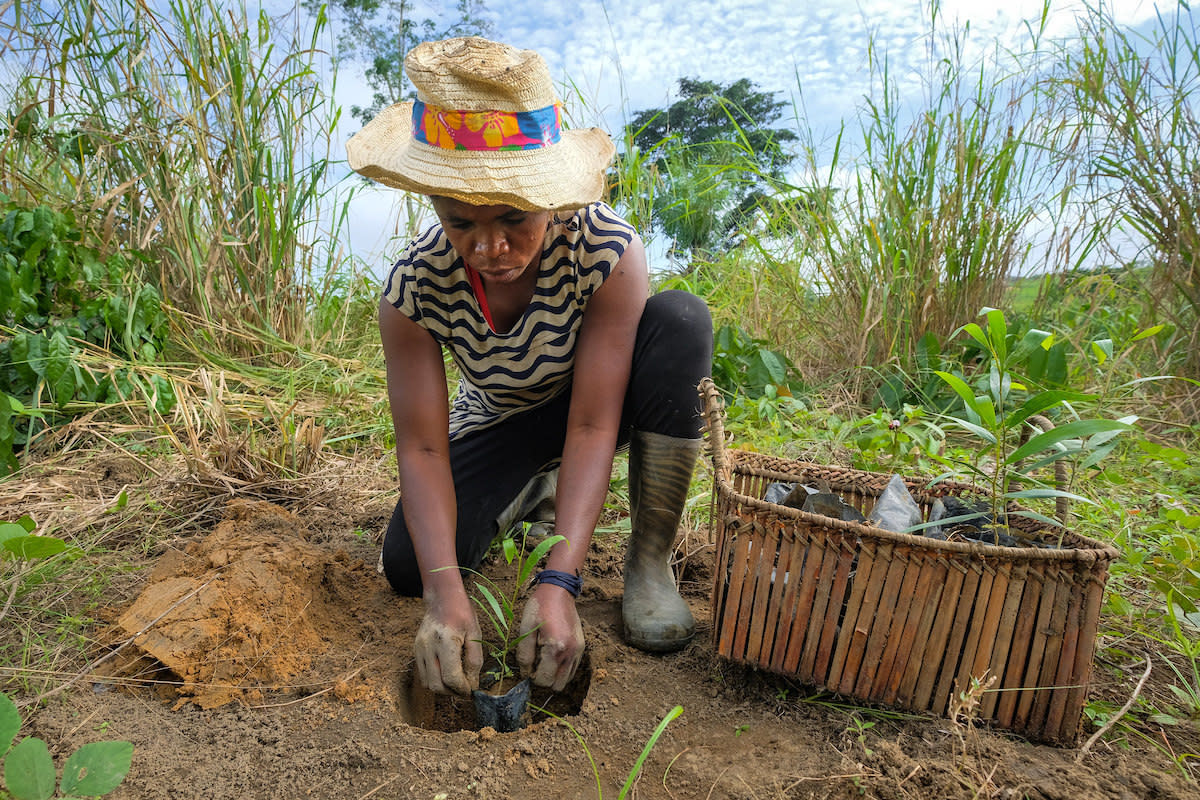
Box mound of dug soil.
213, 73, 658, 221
110, 500, 378, 709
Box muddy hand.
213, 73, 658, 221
413, 602, 483, 696
516, 584, 584, 692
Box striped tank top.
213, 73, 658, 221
382, 201, 636, 440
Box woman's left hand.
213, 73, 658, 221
516, 582, 585, 691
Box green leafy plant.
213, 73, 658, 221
932, 308, 1137, 534
848, 405, 945, 472
711, 323, 798, 400
845, 714, 875, 756
0, 198, 174, 474
1, 692, 132, 800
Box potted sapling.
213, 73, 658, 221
928, 308, 1137, 545
446, 523, 566, 731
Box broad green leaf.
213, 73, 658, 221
1090, 338, 1113, 366
59, 741, 133, 796
1105, 593, 1134, 616
45, 330, 75, 404
960, 323, 990, 353
4, 737, 55, 800
1005, 419, 1133, 465
1079, 441, 1121, 471
0, 523, 26, 547
982, 308, 1007, 361
1012, 328, 1053, 361
3, 536, 67, 560
0, 692, 19, 754
934, 371, 995, 426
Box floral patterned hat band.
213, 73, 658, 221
412, 101, 562, 152
346, 37, 614, 212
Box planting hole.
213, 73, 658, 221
403, 653, 593, 733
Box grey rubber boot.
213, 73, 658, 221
623, 430, 701, 653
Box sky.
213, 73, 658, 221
329, 0, 1175, 273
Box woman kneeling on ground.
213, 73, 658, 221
347, 36, 713, 696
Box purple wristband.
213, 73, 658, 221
533, 569, 582, 598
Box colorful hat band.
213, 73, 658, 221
412, 100, 562, 151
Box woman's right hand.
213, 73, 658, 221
414, 584, 483, 696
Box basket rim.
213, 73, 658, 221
698, 377, 1120, 564
714, 449, 1120, 563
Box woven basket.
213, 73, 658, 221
699, 378, 1119, 746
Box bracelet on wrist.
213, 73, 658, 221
532, 569, 582, 598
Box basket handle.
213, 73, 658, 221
1012, 413, 1071, 527
698, 378, 729, 481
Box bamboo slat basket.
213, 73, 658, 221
698, 378, 1119, 746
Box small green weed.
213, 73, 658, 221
537, 703, 683, 800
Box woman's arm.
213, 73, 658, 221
379, 297, 482, 695
517, 234, 649, 689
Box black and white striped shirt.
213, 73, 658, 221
383, 202, 635, 439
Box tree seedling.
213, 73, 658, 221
930, 307, 1136, 540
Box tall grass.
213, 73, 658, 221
1047, 3, 1200, 385
1, 0, 363, 353
733, 15, 1056, 395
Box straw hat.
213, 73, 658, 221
346, 37, 615, 211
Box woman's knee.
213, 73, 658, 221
644, 290, 713, 344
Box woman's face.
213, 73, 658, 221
431, 197, 551, 284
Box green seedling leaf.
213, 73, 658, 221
473, 584, 508, 635
1005, 419, 1133, 466
982, 307, 1008, 361
60, 740, 133, 796
0, 692, 19, 754
934, 371, 995, 427
1005, 488, 1097, 506
517, 534, 567, 588
901, 511, 1003, 534
941, 416, 998, 445
4, 737, 55, 800
1007, 508, 1071, 529
960, 323, 990, 353
1009, 391, 1092, 427
618, 705, 683, 800
501, 537, 518, 565
3, 535, 67, 560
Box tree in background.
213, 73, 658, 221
622, 78, 798, 268
308, 0, 492, 125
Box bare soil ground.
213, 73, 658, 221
4, 455, 1199, 799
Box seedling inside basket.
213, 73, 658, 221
931, 308, 1136, 537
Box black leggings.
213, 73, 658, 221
382, 290, 713, 596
